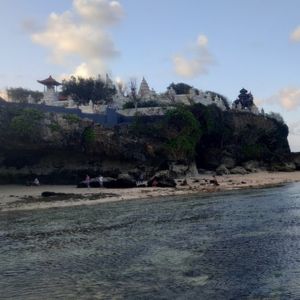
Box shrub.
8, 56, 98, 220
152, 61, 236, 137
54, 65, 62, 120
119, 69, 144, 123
82, 127, 96, 144
63, 114, 81, 124
10, 109, 44, 140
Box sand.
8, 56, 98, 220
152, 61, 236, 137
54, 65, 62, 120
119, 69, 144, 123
1, 171, 300, 212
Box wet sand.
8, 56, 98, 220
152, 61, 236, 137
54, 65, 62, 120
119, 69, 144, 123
1, 171, 300, 212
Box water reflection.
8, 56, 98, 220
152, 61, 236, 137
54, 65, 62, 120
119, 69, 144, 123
1, 184, 300, 299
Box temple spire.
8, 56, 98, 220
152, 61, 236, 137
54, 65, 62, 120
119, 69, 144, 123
138, 77, 151, 98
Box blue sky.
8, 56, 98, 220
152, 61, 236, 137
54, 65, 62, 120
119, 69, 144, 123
1, 0, 300, 150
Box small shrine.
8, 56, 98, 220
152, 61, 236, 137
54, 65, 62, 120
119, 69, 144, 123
138, 77, 151, 99
37, 75, 61, 105
38, 75, 61, 92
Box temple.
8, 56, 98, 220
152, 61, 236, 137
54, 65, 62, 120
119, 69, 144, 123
37, 75, 61, 105
28, 75, 264, 117
138, 77, 152, 99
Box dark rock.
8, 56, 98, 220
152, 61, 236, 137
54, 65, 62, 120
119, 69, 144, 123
77, 181, 89, 188
221, 157, 236, 169
148, 170, 176, 188
209, 176, 219, 186
230, 166, 248, 175
116, 174, 137, 188
290, 153, 300, 170
169, 161, 199, 178
102, 174, 136, 188
216, 164, 230, 175
242, 160, 260, 172
269, 162, 296, 172
102, 177, 117, 188
41, 191, 67, 197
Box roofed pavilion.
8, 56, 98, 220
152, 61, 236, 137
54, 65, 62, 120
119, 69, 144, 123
37, 75, 61, 92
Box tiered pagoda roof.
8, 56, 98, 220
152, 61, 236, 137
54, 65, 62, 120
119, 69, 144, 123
37, 75, 61, 86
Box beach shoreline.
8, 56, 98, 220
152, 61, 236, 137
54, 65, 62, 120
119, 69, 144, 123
1, 171, 300, 212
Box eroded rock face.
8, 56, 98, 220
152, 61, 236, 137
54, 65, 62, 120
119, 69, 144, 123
230, 166, 248, 175
216, 165, 230, 175
193, 104, 290, 170
0, 102, 294, 184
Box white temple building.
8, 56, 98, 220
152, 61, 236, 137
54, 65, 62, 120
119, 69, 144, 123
33, 74, 264, 117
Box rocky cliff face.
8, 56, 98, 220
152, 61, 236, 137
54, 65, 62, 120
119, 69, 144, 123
0, 103, 165, 183
0, 102, 293, 184
192, 105, 290, 170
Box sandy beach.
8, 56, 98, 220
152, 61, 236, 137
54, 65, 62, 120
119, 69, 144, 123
1, 171, 300, 212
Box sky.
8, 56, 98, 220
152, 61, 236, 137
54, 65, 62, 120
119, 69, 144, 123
1, 0, 300, 150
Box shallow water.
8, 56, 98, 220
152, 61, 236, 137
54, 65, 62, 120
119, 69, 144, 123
1, 184, 300, 299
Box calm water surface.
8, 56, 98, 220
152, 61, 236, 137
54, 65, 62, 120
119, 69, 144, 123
1, 184, 300, 299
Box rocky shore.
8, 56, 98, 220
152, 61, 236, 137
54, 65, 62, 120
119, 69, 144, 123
1, 171, 300, 212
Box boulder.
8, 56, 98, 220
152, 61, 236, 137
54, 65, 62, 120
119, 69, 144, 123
221, 157, 236, 169
169, 163, 188, 178
102, 177, 118, 188
148, 170, 176, 188
291, 153, 300, 170
41, 191, 67, 197
77, 181, 89, 188
269, 162, 296, 172
216, 164, 230, 175
230, 166, 248, 175
116, 173, 137, 188
242, 160, 260, 172
186, 161, 199, 177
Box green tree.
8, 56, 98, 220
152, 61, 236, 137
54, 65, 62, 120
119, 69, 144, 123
167, 82, 194, 95
7, 87, 43, 103
163, 106, 202, 160
61, 76, 116, 105
10, 109, 44, 140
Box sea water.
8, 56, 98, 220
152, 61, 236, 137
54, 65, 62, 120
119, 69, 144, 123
1, 184, 300, 299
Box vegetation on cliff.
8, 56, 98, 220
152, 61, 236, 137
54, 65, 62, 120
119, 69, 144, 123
0, 99, 293, 183
61, 76, 116, 105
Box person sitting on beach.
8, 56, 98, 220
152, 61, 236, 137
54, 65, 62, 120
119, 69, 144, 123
152, 178, 158, 187
85, 174, 90, 188
33, 178, 40, 186
98, 175, 103, 187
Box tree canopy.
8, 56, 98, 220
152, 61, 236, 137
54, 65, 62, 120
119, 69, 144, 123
163, 106, 202, 160
167, 82, 194, 95
6, 88, 43, 103
61, 76, 116, 105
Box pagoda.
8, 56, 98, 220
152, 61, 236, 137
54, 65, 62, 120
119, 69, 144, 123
138, 77, 151, 99
37, 75, 61, 105
37, 75, 61, 92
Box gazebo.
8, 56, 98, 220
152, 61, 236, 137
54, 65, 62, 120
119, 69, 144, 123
37, 75, 61, 92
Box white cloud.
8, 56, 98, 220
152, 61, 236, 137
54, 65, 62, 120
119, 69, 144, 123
31, 0, 123, 77
290, 26, 300, 42
73, 0, 123, 25
172, 34, 214, 78
197, 34, 208, 47
262, 87, 300, 111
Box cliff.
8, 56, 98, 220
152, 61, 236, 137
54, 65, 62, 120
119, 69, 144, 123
0, 102, 293, 184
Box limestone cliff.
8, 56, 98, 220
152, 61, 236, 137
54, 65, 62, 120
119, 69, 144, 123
0, 102, 293, 184
192, 104, 290, 169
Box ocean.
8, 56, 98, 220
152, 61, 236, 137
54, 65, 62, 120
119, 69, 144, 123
1, 183, 300, 299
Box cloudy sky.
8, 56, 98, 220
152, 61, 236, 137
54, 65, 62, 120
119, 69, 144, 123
1, 0, 300, 150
